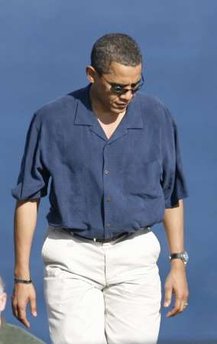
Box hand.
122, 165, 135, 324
164, 260, 189, 317
12, 283, 37, 328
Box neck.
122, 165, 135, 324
89, 87, 126, 125
93, 105, 126, 125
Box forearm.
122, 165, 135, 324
163, 199, 185, 254
163, 199, 189, 316
14, 199, 39, 279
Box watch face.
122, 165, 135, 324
182, 251, 189, 264
169, 251, 189, 264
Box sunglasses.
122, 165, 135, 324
99, 73, 144, 95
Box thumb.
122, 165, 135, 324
164, 285, 172, 308
30, 296, 37, 317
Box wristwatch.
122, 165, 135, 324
169, 251, 189, 265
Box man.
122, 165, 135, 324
0, 276, 44, 343
12, 33, 189, 344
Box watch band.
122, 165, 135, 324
169, 251, 189, 265
14, 277, 32, 284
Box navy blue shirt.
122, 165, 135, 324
12, 86, 188, 239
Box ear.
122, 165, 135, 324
0, 293, 7, 312
86, 66, 97, 84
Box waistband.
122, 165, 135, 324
61, 227, 151, 243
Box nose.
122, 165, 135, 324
119, 89, 134, 102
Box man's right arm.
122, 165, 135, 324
12, 199, 39, 328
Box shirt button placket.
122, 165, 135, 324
103, 144, 112, 236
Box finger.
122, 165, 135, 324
181, 300, 189, 312
17, 305, 30, 328
173, 301, 188, 315
167, 296, 189, 317
166, 298, 182, 317
167, 299, 187, 318
164, 286, 173, 308
30, 296, 37, 317
166, 305, 180, 317
11, 295, 18, 317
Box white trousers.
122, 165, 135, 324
42, 228, 161, 344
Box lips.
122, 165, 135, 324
115, 103, 128, 108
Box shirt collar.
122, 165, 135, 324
122, 95, 144, 129
73, 85, 144, 129
73, 85, 96, 126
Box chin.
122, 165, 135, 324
110, 108, 124, 115
111, 104, 127, 112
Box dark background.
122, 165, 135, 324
0, 1, 216, 343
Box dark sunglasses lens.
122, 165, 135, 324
111, 77, 144, 95
132, 80, 144, 93
111, 85, 124, 94
132, 84, 141, 93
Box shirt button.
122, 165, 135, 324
106, 196, 111, 202
106, 223, 111, 228
104, 169, 110, 175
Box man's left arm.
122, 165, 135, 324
163, 199, 189, 317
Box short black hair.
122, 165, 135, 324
91, 33, 143, 74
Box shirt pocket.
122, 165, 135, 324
125, 159, 162, 198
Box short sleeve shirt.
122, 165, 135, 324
12, 86, 188, 239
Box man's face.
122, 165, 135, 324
87, 62, 143, 115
